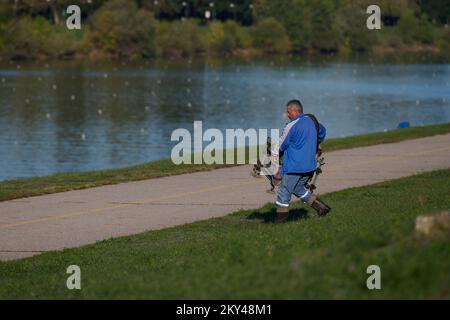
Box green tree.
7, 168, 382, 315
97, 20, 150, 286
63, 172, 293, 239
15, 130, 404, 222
251, 17, 291, 53
398, 9, 436, 44
419, 0, 450, 25
156, 20, 204, 58
253, 0, 342, 53
2, 16, 82, 59
90, 0, 156, 59
336, 0, 378, 53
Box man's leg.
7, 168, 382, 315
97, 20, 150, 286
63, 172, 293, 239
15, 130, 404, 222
275, 174, 298, 223
293, 173, 331, 217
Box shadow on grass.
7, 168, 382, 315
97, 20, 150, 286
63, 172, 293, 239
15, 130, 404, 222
247, 206, 310, 223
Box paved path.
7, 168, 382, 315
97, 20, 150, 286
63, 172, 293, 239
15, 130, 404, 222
1, 134, 449, 261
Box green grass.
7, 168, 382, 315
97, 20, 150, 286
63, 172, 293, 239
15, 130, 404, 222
321, 122, 450, 152
0, 169, 449, 299
1, 122, 449, 202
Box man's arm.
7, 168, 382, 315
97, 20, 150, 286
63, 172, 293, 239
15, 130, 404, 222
279, 126, 293, 156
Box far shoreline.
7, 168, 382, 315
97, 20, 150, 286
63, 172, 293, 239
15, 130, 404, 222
0, 45, 448, 64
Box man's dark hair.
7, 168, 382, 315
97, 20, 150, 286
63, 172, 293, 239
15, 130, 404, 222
287, 99, 303, 113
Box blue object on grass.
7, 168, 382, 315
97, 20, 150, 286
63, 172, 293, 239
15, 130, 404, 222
397, 121, 410, 129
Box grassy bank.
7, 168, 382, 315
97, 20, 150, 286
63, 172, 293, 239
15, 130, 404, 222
0, 169, 449, 299
321, 122, 450, 152
1, 123, 449, 202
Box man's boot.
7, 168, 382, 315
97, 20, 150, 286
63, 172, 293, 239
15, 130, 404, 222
275, 207, 289, 223
307, 195, 331, 217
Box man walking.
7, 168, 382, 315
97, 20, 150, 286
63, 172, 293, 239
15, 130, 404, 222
275, 99, 331, 222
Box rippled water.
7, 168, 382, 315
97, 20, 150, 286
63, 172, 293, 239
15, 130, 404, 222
0, 57, 449, 180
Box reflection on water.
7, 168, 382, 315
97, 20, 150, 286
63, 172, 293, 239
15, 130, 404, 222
0, 57, 449, 180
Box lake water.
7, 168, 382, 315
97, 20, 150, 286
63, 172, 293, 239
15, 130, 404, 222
1, 57, 449, 181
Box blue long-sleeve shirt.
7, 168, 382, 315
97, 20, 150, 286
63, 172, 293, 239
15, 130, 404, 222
279, 114, 326, 174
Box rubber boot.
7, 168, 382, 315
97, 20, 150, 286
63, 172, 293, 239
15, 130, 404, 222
275, 207, 289, 223
307, 195, 331, 217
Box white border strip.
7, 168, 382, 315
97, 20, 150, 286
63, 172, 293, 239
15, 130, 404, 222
300, 190, 310, 199
276, 201, 290, 208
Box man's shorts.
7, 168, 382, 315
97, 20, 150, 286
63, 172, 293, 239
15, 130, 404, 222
276, 172, 314, 208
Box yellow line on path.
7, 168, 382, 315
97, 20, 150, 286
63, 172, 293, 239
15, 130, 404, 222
0, 180, 261, 229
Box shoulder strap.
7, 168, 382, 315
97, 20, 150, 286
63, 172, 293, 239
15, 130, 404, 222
305, 114, 320, 137
305, 114, 320, 150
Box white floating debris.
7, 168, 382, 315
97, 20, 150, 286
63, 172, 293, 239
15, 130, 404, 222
71, 95, 76, 101
52, 84, 57, 90
145, 106, 150, 111
97, 109, 103, 115
46, 113, 51, 119
81, 133, 86, 140
187, 102, 192, 108
103, 73, 108, 78
140, 128, 145, 134
25, 98, 30, 104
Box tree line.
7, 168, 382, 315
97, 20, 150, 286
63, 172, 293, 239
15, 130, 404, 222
0, 0, 448, 60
